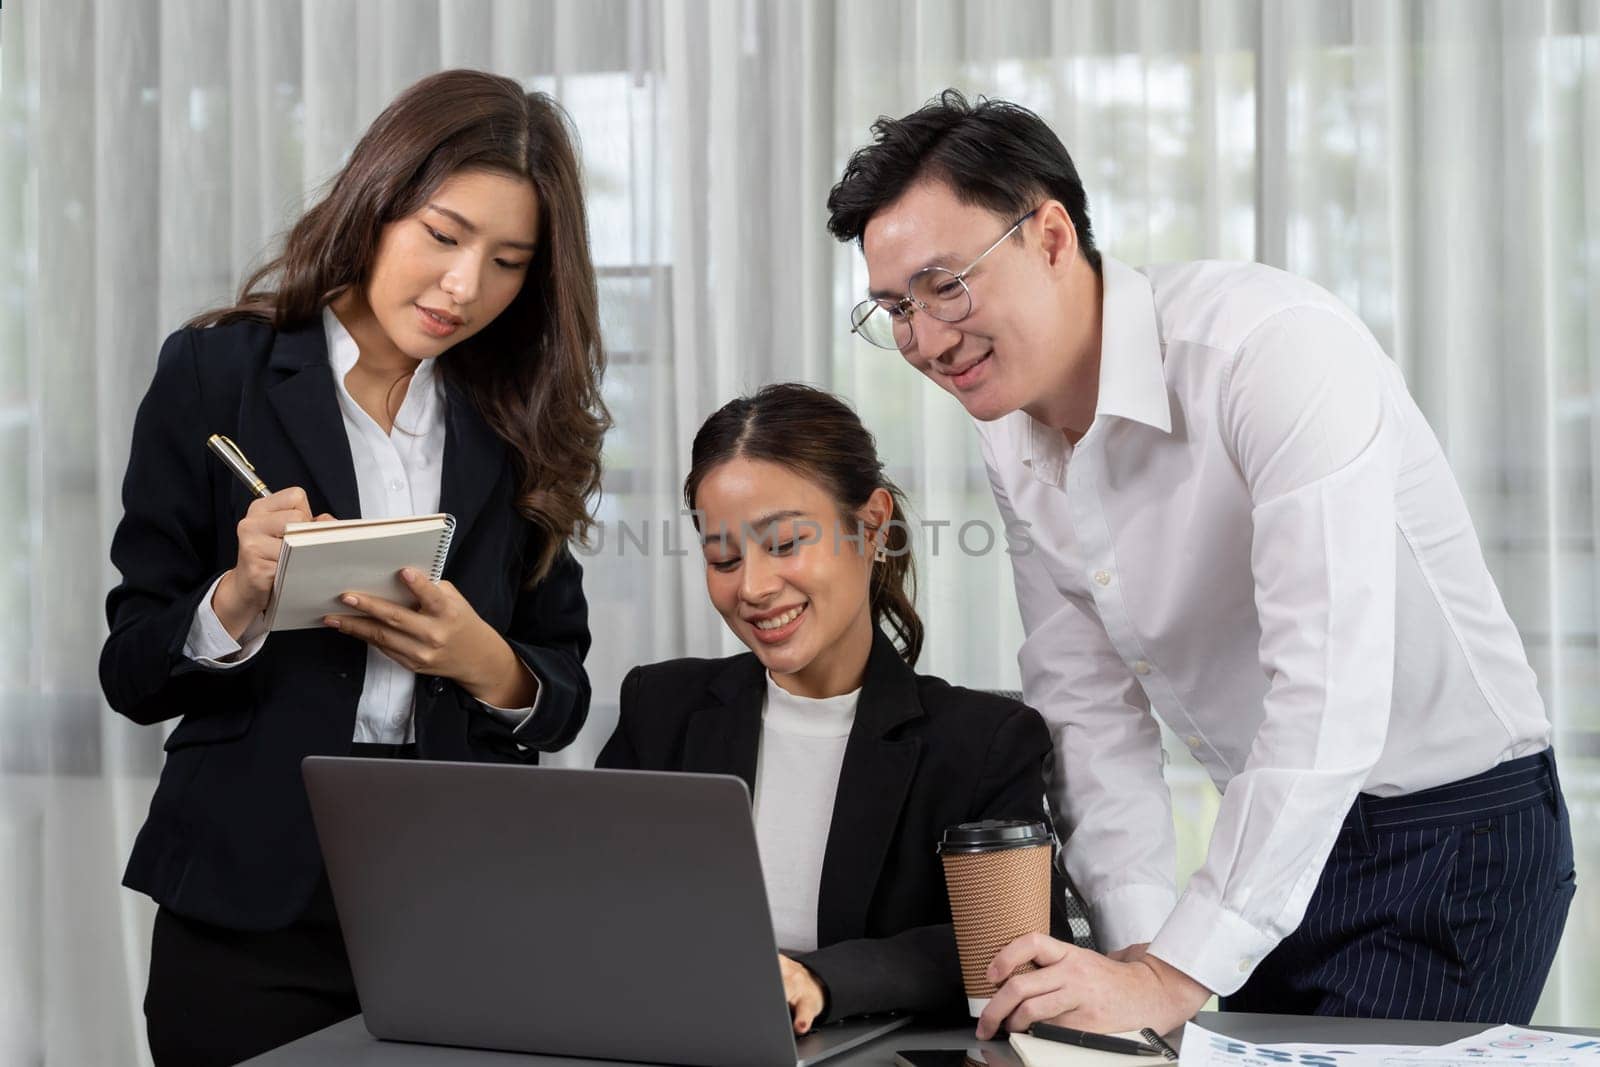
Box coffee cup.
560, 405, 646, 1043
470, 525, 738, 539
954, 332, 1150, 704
938, 819, 1054, 1017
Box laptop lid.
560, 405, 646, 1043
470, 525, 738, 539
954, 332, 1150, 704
303, 758, 903, 1067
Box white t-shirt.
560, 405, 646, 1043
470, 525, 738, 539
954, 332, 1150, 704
751, 673, 859, 953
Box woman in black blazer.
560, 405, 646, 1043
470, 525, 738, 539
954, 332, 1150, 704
599, 384, 1056, 1031
100, 71, 609, 1066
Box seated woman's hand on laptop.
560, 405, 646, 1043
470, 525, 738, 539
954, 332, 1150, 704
778, 954, 825, 1035
974, 933, 1210, 1040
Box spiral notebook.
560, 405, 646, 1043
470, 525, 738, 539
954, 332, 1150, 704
264, 513, 456, 631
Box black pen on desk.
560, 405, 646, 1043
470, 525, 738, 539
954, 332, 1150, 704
207, 434, 271, 499
1027, 1023, 1163, 1057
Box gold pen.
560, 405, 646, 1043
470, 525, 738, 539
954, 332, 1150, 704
206, 434, 271, 499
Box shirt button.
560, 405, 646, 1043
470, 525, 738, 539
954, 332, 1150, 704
1093, 569, 1112, 586
1238, 958, 1253, 973
1185, 735, 1202, 749
388, 478, 405, 492
1133, 660, 1151, 676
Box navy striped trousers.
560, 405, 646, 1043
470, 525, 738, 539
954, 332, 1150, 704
1223, 749, 1576, 1023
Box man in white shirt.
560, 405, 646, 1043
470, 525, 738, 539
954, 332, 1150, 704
826, 90, 1574, 1035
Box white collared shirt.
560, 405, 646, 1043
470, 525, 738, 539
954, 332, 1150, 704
977, 258, 1551, 996
184, 308, 534, 743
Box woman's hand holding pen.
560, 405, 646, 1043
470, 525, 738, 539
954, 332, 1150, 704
212, 487, 334, 640
325, 570, 538, 708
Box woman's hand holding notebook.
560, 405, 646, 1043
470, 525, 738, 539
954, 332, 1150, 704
265, 513, 456, 631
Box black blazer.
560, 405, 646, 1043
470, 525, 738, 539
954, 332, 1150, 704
597, 629, 1055, 1023
101, 318, 592, 931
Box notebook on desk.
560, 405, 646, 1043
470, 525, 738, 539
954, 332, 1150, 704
265, 513, 454, 630
1009, 1032, 1174, 1067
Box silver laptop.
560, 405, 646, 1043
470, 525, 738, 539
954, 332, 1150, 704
302, 757, 910, 1066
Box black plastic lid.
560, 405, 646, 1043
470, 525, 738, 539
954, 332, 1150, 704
938, 819, 1052, 854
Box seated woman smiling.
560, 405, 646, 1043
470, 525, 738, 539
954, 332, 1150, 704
598, 384, 1056, 1032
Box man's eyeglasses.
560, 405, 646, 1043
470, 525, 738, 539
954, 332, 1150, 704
849, 208, 1038, 351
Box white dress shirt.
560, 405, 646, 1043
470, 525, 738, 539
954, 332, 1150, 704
183, 308, 534, 742
751, 674, 859, 953
977, 258, 1550, 997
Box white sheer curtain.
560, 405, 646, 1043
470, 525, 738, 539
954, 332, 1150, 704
2, 1, 1596, 1062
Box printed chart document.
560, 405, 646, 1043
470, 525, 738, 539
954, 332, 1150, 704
1177, 1022, 1600, 1067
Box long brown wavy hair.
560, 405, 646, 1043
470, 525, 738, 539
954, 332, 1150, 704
191, 69, 609, 582
683, 384, 923, 666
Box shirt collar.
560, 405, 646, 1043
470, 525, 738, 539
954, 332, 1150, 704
1095, 257, 1172, 435
321, 306, 358, 381
321, 305, 439, 396
1016, 256, 1171, 484
1020, 412, 1070, 486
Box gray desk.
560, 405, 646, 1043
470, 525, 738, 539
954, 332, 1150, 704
244, 1012, 1600, 1066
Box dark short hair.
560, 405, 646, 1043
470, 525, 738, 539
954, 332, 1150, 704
826, 88, 1101, 274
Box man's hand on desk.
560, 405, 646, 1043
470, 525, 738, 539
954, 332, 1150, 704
778, 954, 826, 1035
974, 934, 1210, 1041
